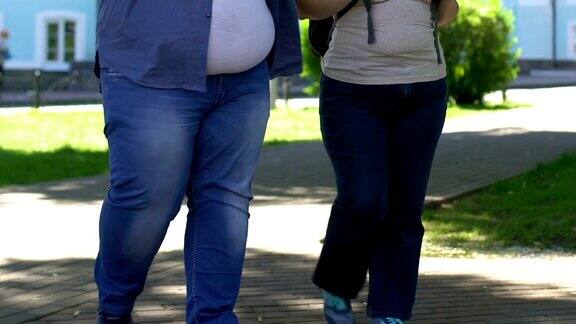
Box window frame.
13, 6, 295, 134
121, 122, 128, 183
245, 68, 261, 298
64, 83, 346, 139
36, 11, 86, 71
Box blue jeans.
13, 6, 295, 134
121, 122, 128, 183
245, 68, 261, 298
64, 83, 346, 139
313, 75, 448, 320
95, 62, 270, 324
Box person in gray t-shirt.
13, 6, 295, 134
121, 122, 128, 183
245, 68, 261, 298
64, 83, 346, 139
298, 1, 459, 323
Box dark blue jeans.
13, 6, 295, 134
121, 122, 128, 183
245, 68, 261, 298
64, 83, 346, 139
313, 75, 448, 320
95, 62, 270, 324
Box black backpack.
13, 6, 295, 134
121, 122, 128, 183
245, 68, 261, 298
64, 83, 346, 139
308, 0, 442, 64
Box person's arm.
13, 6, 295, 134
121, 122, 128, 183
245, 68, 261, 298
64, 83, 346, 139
296, 0, 353, 20
437, 0, 459, 27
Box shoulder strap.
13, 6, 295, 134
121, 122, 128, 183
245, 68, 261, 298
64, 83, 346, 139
430, 0, 440, 20
336, 0, 375, 45
362, 0, 376, 44
431, 0, 442, 64
336, 0, 360, 19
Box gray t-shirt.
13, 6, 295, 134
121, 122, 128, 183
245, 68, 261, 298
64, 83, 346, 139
322, 0, 446, 85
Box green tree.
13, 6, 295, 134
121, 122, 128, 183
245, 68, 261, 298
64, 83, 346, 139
441, 1, 521, 104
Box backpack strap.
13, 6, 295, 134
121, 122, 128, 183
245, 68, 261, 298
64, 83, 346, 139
335, 0, 375, 45
362, 0, 376, 44
336, 0, 360, 19
322, 0, 359, 55
431, 0, 443, 64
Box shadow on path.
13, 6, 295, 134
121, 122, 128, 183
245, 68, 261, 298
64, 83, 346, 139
1, 249, 575, 323
0, 148, 108, 190
2, 129, 576, 207
254, 129, 576, 206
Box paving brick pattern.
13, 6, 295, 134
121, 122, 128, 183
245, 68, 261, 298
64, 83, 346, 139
1, 251, 576, 323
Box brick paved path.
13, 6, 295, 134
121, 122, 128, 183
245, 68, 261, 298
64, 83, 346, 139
1, 88, 576, 323
1, 251, 575, 323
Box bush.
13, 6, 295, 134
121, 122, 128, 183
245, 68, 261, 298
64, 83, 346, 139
441, 1, 520, 104
299, 20, 322, 96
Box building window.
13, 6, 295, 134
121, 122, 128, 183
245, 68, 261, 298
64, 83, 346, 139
45, 19, 77, 63
64, 21, 76, 62
47, 23, 59, 61
36, 11, 86, 70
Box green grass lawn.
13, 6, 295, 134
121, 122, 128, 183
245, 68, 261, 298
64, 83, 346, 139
423, 153, 576, 257
0, 108, 322, 187
0, 110, 108, 187
265, 107, 320, 145
0, 102, 524, 187
446, 101, 530, 119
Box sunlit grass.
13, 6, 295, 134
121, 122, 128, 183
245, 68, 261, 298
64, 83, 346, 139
0, 110, 107, 152
423, 153, 576, 257
446, 101, 531, 119
0, 108, 321, 186
0, 110, 107, 186
0, 101, 528, 186
265, 107, 320, 145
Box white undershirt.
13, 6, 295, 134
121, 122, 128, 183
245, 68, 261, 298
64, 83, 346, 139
206, 0, 275, 75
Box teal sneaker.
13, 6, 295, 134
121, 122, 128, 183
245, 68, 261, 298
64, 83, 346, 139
370, 317, 405, 324
323, 291, 355, 324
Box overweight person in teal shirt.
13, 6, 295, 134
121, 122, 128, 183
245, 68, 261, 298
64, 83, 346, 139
94, 1, 301, 323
